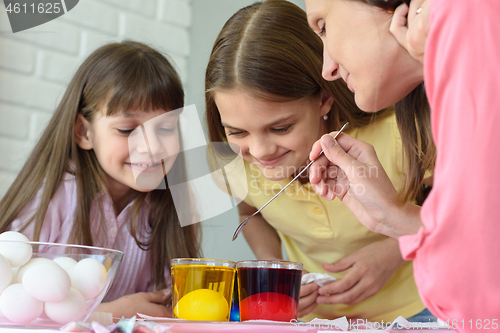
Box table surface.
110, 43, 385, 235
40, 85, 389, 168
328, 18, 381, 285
162, 321, 451, 333
0, 320, 452, 333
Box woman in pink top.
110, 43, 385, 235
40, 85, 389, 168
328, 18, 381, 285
0, 41, 200, 318
305, 0, 500, 331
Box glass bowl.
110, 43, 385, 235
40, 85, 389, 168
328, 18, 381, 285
0, 240, 123, 328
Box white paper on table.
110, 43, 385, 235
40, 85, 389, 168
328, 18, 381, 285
301, 273, 336, 286
308, 316, 349, 331
137, 313, 186, 321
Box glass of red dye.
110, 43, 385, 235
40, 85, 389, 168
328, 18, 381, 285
237, 260, 302, 322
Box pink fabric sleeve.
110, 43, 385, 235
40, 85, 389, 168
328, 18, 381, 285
9, 174, 77, 243
399, 0, 500, 329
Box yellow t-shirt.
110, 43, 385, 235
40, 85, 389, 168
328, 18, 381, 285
238, 114, 425, 322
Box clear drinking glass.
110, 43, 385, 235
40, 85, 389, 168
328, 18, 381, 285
171, 258, 236, 321
237, 260, 302, 322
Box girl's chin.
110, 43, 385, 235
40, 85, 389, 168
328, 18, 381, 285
132, 176, 167, 191
260, 168, 290, 181
133, 185, 158, 192
251, 160, 309, 182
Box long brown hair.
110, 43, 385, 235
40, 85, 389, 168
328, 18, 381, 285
357, 0, 436, 204
0, 41, 201, 290
205, 0, 392, 158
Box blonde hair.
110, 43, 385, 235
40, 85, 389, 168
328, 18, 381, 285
0, 41, 201, 290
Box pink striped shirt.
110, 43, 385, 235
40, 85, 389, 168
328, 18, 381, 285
9, 173, 169, 302
399, 0, 500, 331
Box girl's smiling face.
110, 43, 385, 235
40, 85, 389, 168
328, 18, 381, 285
214, 90, 332, 182
77, 108, 180, 200
305, 0, 423, 111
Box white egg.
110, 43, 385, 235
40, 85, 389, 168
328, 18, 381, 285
71, 258, 107, 300
103, 256, 112, 272
0, 283, 43, 323
44, 288, 86, 324
53, 257, 77, 276
22, 258, 71, 302
0, 253, 13, 293
0, 231, 32, 267
16, 258, 46, 283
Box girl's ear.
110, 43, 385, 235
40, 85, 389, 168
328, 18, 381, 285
320, 90, 334, 117
75, 114, 93, 150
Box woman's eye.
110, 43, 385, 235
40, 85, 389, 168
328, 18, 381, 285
272, 125, 292, 134
318, 19, 326, 37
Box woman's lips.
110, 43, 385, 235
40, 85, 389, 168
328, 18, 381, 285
255, 151, 290, 167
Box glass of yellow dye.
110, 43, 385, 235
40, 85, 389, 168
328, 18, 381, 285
171, 258, 236, 321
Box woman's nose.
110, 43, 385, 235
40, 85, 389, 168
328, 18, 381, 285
322, 46, 341, 81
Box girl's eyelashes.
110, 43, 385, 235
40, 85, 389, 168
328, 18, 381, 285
226, 129, 245, 136
272, 125, 292, 134
118, 129, 134, 135
225, 125, 293, 137
117, 126, 175, 136
157, 127, 176, 134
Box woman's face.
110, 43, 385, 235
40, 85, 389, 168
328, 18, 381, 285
305, 0, 423, 111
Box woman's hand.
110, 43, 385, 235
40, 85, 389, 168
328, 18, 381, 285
309, 133, 423, 238
309, 133, 418, 238
316, 239, 405, 306
96, 289, 172, 320
390, 0, 430, 64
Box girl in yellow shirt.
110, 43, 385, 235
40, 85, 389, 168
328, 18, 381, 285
204, 0, 426, 322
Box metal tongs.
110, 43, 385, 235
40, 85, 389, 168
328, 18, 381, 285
232, 122, 349, 241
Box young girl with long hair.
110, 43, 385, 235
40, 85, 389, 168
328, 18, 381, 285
0, 41, 200, 318
205, 0, 428, 323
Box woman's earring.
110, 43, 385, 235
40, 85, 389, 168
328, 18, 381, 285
323, 114, 329, 121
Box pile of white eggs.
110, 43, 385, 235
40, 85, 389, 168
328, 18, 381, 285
0, 231, 108, 325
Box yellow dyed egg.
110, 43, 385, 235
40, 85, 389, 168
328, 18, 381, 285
174, 289, 228, 321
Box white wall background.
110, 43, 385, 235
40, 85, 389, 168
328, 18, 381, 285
0, 0, 191, 194
0, 0, 305, 262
